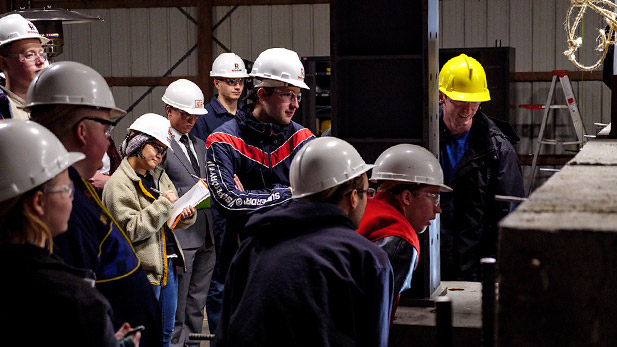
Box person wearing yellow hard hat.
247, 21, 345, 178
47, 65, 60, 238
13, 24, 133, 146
438, 54, 524, 281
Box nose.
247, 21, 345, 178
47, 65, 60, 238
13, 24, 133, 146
289, 96, 299, 109
435, 204, 442, 214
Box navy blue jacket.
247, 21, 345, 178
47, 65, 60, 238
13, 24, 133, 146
214, 199, 394, 347
205, 111, 314, 281
0, 89, 13, 119
53, 166, 163, 347
190, 96, 246, 143
205, 111, 314, 227
439, 110, 524, 281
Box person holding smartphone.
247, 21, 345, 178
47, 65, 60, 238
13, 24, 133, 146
0, 120, 141, 347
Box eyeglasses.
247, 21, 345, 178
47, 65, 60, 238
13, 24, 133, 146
217, 78, 245, 86
277, 90, 302, 103
147, 142, 167, 156
74, 116, 117, 139
172, 107, 200, 120
2, 50, 47, 63
448, 98, 481, 108
42, 181, 75, 199
416, 191, 440, 207
355, 188, 376, 199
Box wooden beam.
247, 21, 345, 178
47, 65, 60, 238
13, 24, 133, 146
105, 76, 196, 86
512, 71, 603, 82
198, 0, 213, 99
30, 0, 328, 9
518, 154, 575, 166
30, 1, 196, 8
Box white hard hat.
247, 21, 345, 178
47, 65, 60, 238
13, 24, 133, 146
249, 48, 309, 90
0, 120, 84, 202
290, 137, 373, 199
128, 113, 173, 150
161, 78, 208, 115
25, 61, 127, 120
211, 53, 249, 78
0, 14, 50, 48
371, 144, 452, 192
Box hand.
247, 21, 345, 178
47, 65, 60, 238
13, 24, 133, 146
180, 205, 196, 219
234, 174, 245, 191
161, 190, 178, 203
115, 322, 141, 346
89, 172, 110, 190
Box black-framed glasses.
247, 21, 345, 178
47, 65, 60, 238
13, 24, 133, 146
416, 191, 440, 207
74, 116, 117, 138
2, 50, 47, 63
355, 188, 376, 199
147, 142, 167, 156
42, 181, 75, 199
277, 90, 302, 103
217, 78, 245, 86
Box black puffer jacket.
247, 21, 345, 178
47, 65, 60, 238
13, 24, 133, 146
439, 110, 524, 281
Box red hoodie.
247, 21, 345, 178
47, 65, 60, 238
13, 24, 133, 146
356, 192, 420, 263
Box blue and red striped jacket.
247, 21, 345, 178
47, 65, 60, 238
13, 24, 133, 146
205, 112, 314, 216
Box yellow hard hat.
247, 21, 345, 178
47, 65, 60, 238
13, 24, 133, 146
439, 54, 490, 102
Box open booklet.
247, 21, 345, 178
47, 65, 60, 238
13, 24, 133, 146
167, 179, 210, 230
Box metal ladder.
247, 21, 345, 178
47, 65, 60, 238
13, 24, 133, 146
521, 70, 585, 195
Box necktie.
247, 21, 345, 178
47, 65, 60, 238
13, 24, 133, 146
179, 135, 200, 175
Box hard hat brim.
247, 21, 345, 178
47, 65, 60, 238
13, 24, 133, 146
439, 88, 491, 103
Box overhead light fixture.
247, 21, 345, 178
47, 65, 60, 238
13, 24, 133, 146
0, 7, 103, 59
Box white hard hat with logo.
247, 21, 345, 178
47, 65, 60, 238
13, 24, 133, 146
25, 61, 127, 120
128, 113, 173, 150
211, 53, 249, 78
161, 78, 208, 115
290, 137, 373, 199
249, 48, 309, 90
371, 144, 452, 192
0, 120, 84, 202
0, 14, 50, 48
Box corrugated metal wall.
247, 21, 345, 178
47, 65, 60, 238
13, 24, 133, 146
59, 5, 330, 144
60, 2, 611, 190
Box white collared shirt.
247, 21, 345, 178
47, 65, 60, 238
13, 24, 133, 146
169, 127, 199, 166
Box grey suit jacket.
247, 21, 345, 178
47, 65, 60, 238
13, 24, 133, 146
165, 133, 213, 249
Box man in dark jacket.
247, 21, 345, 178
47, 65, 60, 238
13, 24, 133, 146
214, 137, 394, 347
438, 54, 524, 281
190, 52, 249, 333
205, 47, 314, 331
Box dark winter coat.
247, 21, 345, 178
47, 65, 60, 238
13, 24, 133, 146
214, 199, 394, 347
439, 110, 524, 281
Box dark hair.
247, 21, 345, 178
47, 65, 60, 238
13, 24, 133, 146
305, 174, 366, 205
247, 87, 274, 107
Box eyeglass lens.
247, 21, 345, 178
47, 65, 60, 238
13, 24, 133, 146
278, 91, 302, 103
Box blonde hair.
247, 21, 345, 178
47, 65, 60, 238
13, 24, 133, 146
0, 186, 53, 252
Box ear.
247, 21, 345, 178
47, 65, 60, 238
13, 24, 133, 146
165, 105, 173, 118
213, 79, 220, 90
256, 87, 267, 100
26, 190, 46, 217
73, 120, 88, 147
348, 189, 360, 210
402, 189, 416, 206
0, 57, 8, 72
439, 92, 446, 105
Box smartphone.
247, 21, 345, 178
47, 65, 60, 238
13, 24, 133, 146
125, 325, 145, 337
